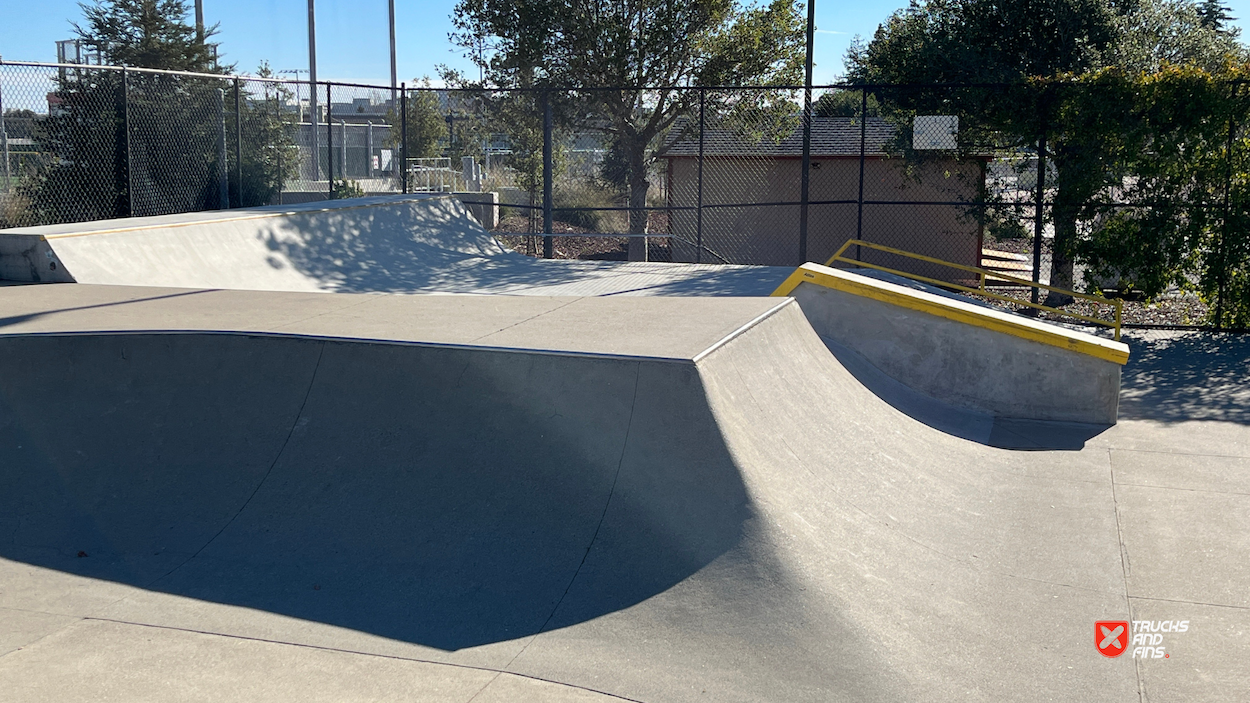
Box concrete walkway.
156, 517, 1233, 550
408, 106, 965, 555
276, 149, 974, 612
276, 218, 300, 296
1, 284, 1246, 701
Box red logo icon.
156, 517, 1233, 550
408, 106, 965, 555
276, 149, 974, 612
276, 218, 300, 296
1097, 621, 1129, 657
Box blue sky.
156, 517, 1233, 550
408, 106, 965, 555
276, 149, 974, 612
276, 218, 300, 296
3, 0, 1250, 86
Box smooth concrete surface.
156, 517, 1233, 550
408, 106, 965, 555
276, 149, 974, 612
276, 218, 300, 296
0, 287, 1247, 701
790, 276, 1125, 424
0, 194, 790, 297
0, 283, 787, 360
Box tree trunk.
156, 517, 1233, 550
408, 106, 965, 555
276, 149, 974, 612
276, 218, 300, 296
1044, 170, 1077, 306
626, 140, 649, 261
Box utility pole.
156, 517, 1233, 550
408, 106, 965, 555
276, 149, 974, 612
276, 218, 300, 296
195, 0, 204, 40
307, 0, 320, 181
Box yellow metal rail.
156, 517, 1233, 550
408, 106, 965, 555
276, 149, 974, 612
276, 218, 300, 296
822, 239, 1123, 341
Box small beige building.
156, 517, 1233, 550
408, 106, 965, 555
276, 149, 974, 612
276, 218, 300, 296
660, 117, 986, 280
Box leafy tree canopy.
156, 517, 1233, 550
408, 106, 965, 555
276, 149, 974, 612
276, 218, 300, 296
847, 0, 1122, 85
1111, 0, 1246, 72
449, 0, 807, 245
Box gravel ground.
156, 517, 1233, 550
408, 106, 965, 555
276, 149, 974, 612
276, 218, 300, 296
492, 214, 673, 261
489, 228, 1218, 329
984, 237, 1213, 328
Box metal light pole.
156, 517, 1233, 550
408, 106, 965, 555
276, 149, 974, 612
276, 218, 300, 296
307, 0, 320, 181
388, 0, 398, 105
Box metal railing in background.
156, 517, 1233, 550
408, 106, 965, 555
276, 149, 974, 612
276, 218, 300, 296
825, 239, 1123, 340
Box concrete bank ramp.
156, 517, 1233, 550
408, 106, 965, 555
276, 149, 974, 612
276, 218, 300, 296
0, 194, 787, 296
774, 262, 1130, 425
0, 285, 1141, 701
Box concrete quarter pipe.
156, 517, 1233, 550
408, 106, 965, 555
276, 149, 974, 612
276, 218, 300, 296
0, 286, 1213, 701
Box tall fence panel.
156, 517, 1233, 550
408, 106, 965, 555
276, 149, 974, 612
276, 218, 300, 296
2, 59, 1248, 331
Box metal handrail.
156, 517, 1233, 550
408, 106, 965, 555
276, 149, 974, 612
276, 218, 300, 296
823, 239, 1123, 340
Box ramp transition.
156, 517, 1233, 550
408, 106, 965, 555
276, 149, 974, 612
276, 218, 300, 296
774, 262, 1129, 424
0, 284, 1156, 701
0, 194, 788, 296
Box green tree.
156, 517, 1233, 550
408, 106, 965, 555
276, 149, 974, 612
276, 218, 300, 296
388, 77, 448, 162
232, 63, 300, 207
846, 0, 1245, 305
75, 0, 226, 72
1062, 64, 1250, 327
27, 0, 234, 223
450, 0, 806, 259
1111, 0, 1245, 72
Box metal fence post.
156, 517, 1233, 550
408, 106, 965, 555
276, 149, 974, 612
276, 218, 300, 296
216, 87, 229, 209
120, 68, 132, 217
401, 83, 408, 194
339, 120, 347, 179
855, 86, 867, 261
542, 90, 553, 259
274, 90, 284, 205
799, 0, 815, 264
696, 87, 706, 264
326, 83, 334, 196
233, 77, 242, 207
367, 121, 374, 177
0, 65, 10, 193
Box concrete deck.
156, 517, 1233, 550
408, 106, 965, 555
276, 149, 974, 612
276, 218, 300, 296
1, 284, 1247, 702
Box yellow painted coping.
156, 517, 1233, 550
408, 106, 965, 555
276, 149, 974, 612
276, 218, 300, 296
772, 263, 1130, 365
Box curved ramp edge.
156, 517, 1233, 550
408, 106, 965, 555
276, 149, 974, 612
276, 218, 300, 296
775, 262, 1126, 424
0, 298, 1140, 702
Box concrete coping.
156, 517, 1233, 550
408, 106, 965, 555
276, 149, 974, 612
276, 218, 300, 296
772, 263, 1130, 365
1, 194, 452, 240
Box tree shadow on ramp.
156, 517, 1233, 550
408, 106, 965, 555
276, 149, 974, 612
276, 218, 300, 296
0, 333, 753, 652
256, 205, 787, 296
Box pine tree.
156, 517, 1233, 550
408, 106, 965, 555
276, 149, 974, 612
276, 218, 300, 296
75, 0, 228, 73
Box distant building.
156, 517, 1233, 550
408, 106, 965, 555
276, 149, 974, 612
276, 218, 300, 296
659, 116, 986, 274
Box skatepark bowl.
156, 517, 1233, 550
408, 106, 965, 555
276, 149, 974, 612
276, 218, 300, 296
1, 195, 1248, 702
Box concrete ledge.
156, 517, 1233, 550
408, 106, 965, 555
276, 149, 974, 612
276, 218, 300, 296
774, 264, 1129, 364
452, 191, 499, 230
775, 263, 1127, 424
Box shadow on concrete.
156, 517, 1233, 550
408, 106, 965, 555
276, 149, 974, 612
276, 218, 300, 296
821, 335, 1109, 450
254, 204, 788, 296
0, 290, 212, 330
1119, 331, 1250, 424
0, 332, 751, 652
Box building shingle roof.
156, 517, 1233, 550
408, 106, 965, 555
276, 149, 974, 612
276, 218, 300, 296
659, 116, 897, 158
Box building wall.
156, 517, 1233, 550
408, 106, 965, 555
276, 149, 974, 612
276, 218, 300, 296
665, 156, 984, 279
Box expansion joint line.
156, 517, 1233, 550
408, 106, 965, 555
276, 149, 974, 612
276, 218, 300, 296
143, 340, 327, 590
1109, 449, 1144, 703
470, 362, 643, 700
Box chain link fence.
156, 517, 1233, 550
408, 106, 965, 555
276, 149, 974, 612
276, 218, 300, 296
2, 60, 1248, 330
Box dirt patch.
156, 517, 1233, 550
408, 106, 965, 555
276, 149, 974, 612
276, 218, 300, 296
492, 213, 673, 261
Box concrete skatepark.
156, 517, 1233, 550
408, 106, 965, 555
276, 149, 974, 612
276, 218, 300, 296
1, 195, 1247, 701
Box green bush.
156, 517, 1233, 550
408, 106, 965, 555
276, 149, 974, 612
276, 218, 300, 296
331, 179, 366, 199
